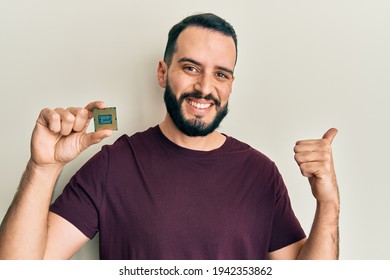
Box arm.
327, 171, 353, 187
268, 128, 339, 260
0, 101, 112, 259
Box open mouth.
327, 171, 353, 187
186, 98, 213, 110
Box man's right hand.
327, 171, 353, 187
30, 101, 113, 167
0, 101, 112, 259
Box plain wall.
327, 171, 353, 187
0, 0, 389, 259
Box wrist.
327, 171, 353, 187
27, 159, 64, 174
23, 159, 64, 190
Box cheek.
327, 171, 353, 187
217, 84, 232, 102
168, 73, 192, 95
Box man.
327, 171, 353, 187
0, 13, 339, 260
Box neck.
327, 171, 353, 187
159, 114, 226, 151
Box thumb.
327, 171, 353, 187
322, 128, 338, 144
81, 130, 113, 149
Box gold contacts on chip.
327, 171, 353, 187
93, 107, 118, 131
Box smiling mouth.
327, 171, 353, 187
186, 99, 213, 110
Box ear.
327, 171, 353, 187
157, 60, 168, 88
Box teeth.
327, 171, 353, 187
188, 100, 211, 109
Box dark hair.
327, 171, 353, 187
163, 13, 238, 66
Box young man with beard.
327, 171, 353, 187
0, 13, 339, 260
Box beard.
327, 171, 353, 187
163, 80, 229, 137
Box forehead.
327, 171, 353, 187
173, 26, 236, 69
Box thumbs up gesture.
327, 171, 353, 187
294, 128, 339, 203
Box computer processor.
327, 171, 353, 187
93, 107, 118, 131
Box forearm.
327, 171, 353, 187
297, 201, 340, 259
0, 160, 63, 259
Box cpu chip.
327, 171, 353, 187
93, 107, 118, 131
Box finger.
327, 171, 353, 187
294, 151, 331, 165
80, 129, 113, 149
38, 108, 61, 133
322, 128, 338, 144
54, 108, 75, 136
294, 140, 331, 153
295, 128, 338, 146
85, 101, 106, 119
298, 161, 332, 178
67, 107, 89, 132
296, 139, 322, 145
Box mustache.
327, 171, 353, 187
179, 92, 221, 107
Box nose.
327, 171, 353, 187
194, 73, 214, 96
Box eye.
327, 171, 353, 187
216, 72, 230, 80
183, 65, 199, 73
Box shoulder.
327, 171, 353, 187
223, 135, 286, 196
225, 135, 275, 167
221, 135, 283, 186
104, 126, 159, 153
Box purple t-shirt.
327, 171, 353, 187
50, 126, 305, 259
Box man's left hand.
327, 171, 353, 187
294, 128, 339, 203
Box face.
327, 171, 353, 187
163, 79, 229, 136
158, 26, 236, 137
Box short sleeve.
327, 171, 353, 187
49, 147, 109, 239
268, 165, 306, 252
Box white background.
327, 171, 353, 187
0, 0, 389, 259
0, 260, 389, 279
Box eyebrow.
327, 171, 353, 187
177, 57, 234, 76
